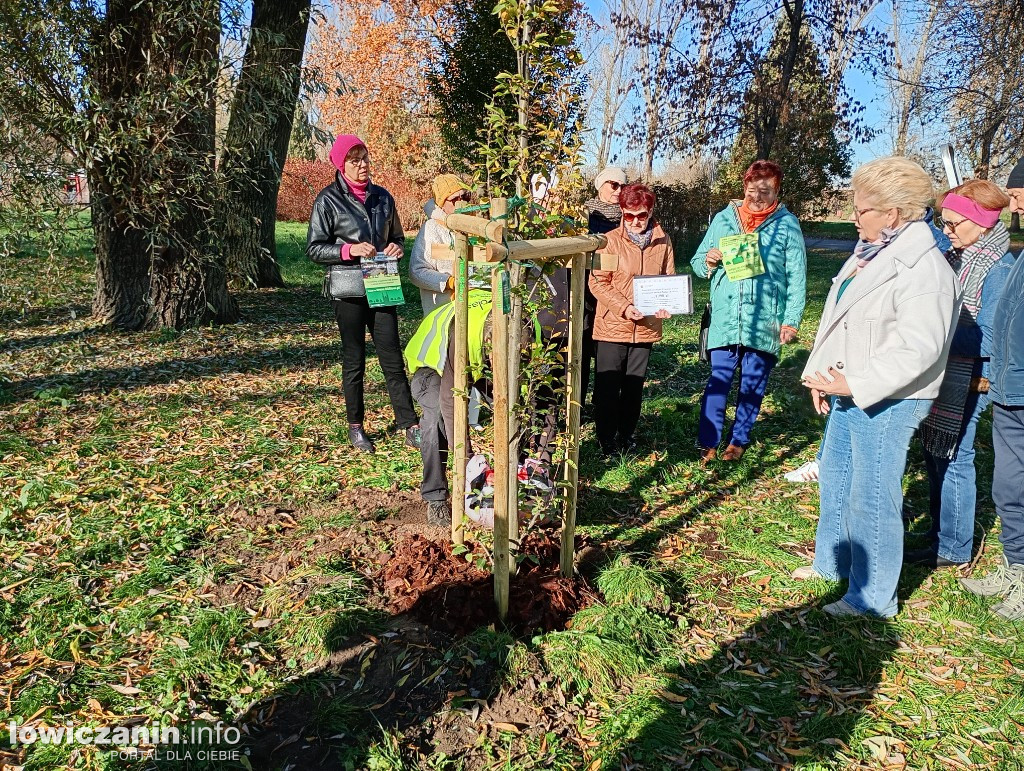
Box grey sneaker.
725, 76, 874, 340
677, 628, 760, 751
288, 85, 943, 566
822, 599, 863, 617
992, 568, 1024, 621
426, 500, 451, 528
960, 555, 1022, 597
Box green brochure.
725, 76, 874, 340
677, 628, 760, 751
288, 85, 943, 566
362, 256, 406, 308
719, 233, 765, 281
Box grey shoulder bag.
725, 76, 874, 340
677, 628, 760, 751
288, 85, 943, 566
324, 264, 365, 300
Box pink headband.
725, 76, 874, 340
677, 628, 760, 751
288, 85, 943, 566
943, 192, 1002, 228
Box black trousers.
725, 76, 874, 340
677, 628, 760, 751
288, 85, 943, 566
593, 340, 652, 444
332, 297, 418, 427
581, 314, 596, 408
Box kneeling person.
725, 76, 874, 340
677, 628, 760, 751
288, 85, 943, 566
406, 290, 493, 526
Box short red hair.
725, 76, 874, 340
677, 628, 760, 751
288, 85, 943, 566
619, 183, 656, 212
743, 160, 783, 191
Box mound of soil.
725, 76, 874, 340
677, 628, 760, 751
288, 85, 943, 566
375, 531, 597, 636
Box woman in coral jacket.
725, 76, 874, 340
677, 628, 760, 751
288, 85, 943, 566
589, 183, 674, 455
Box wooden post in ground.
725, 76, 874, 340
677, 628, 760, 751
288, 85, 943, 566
451, 231, 470, 546
489, 197, 511, 618
560, 252, 587, 577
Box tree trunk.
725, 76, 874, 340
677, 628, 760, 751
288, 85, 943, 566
975, 125, 998, 179
755, 0, 805, 160
221, 0, 311, 290
89, 0, 238, 331
90, 182, 151, 330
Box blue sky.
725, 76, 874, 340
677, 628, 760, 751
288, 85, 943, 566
580, 0, 902, 174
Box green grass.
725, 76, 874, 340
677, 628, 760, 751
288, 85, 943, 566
801, 220, 858, 240
1, 224, 1021, 769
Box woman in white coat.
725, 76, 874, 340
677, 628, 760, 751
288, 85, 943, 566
794, 156, 961, 617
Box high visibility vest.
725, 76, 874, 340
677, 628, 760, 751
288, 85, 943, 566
405, 289, 492, 379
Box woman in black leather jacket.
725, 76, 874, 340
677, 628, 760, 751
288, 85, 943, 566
307, 134, 420, 454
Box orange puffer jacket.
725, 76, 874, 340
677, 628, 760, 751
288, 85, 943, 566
589, 223, 675, 345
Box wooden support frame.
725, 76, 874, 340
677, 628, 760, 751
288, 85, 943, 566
444, 212, 505, 244
560, 252, 586, 577
489, 198, 511, 618
441, 202, 609, 619
433, 240, 616, 271
450, 232, 470, 546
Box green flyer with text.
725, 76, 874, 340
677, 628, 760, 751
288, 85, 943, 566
719, 233, 765, 281
362, 256, 406, 308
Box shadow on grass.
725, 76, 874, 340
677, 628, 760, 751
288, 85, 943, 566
613, 542, 925, 769
228, 601, 523, 769
577, 339, 822, 556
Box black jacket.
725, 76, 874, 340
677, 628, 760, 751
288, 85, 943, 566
587, 210, 620, 235
306, 173, 404, 266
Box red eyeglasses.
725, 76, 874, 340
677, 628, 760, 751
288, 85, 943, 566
622, 210, 650, 222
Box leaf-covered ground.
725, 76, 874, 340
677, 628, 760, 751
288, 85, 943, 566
1, 221, 1022, 770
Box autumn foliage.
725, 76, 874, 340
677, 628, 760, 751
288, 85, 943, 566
276, 159, 431, 229
306, 0, 449, 179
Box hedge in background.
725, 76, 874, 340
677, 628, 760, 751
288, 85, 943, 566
276, 159, 431, 230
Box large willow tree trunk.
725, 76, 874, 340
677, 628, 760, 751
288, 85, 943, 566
88, 0, 238, 331
221, 0, 312, 290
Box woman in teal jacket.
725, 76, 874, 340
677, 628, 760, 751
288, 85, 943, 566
691, 160, 806, 461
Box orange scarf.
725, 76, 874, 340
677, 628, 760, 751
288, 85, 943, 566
736, 200, 779, 233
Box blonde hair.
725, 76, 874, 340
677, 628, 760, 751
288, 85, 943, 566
851, 156, 934, 222
938, 179, 1011, 212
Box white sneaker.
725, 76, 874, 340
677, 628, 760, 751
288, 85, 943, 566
791, 565, 824, 580
784, 460, 819, 483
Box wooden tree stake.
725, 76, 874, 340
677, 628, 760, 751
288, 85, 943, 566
451, 232, 470, 545
560, 252, 587, 577
489, 199, 511, 619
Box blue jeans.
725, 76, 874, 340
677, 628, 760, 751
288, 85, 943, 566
813, 397, 932, 617
699, 346, 777, 449
993, 404, 1024, 565
922, 391, 989, 563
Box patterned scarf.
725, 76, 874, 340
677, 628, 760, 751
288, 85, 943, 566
626, 225, 653, 249
946, 222, 1011, 320
920, 222, 1011, 460
584, 197, 622, 223
852, 223, 910, 268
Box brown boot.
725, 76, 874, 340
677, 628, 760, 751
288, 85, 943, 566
700, 447, 717, 465
721, 444, 746, 461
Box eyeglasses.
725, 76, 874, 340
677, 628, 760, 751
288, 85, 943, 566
936, 214, 970, 233
852, 206, 880, 221
346, 155, 370, 167
622, 210, 650, 222
606, 181, 622, 190
448, 192, 471, 204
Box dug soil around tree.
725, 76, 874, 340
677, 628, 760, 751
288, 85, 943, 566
220, 486, 602, 768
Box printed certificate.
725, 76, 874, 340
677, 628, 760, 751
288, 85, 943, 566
632, 274, 693, 316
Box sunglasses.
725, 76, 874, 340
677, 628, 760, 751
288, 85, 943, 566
935, 214, 970, 233
606, 181, 622, 190
448, 192, 471, 204
622, 210, 650, 222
